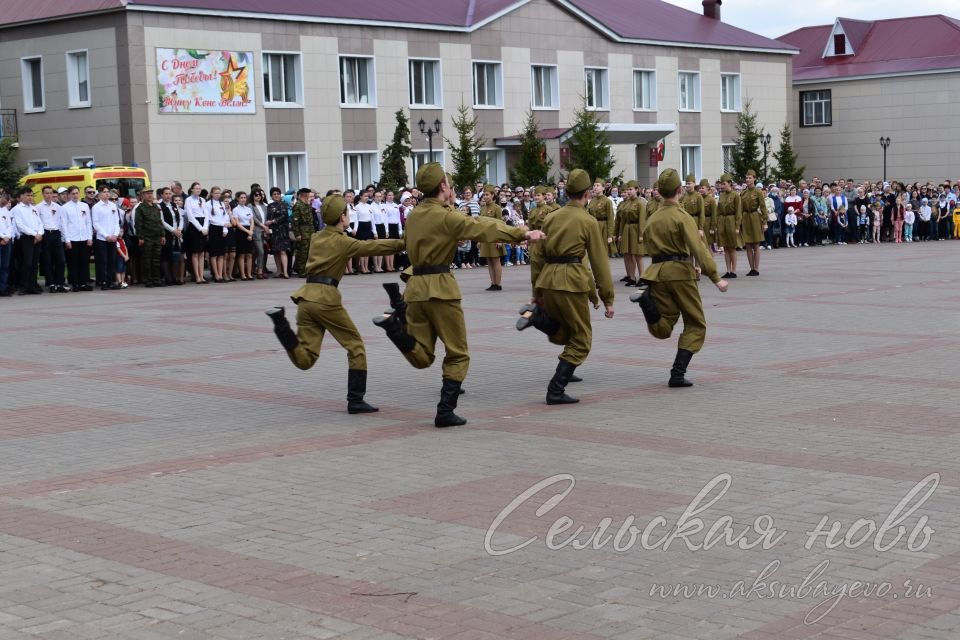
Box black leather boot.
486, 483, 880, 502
373, 310, 416, 353
347, 369, 379, 414
265, 307, 299, 351
629, 286, 661, 325
546, 360, 580, 405
668, 349, 695, 388
382, 282, 407, 324
435, 378, 467, 428
516, 304, 560, 335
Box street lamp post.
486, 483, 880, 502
761, 132, 772, 183
419, 118, 442, 159
879, 137, 891, 183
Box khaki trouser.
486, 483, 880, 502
646, 280, 707, 353
404, 299, 469, 382
289, 300, 367, 370
543, 289, 592, 366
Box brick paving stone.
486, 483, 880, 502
2, 245, 960, 638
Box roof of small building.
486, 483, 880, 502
779, 14, 960, 83
3, 0, 795, 53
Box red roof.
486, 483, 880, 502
778, 15, 960, 83
3, 0, 122, 25
0, 0, 795, 52
124, 0, 523, 28
565, 0, 794, 52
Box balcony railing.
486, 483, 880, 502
0, 109, 17, 140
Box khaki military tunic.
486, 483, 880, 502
528, 202, 558, 288
287, 228, 404, 371
716, 190, 743, 249
680, 191, 706, 231
478, 203, 506, 258
403, 197, 526, 381
640, 201, 720, 354
587, 195, 616, 257
531, 201, 614, 366
739, 186, 768, 244
614, 197, 647, 256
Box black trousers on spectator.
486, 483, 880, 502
68, 242, 91, 288
94, 238, 117, 286
42, 230, 66, 287
17, 235, 41, 292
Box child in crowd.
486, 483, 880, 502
871, 202, 882, 243
834, 209, 848, 245
784, 207, 797, 247
454, 240, 471, 269
903, 203, 915, 242
919, 198, 933, 241
857, 205, 870, 244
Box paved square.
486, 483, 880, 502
2, 244, 959, 639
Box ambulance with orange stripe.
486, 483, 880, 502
20, 165, 151, 199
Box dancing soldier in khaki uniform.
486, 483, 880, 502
700, 179, 719, 252
739, 169, 768, 277
517, 169, 615, 405
613, 180, 647, 287
373, 164, 545, 427
716, 174, 743, 278
587, 181, 616, 258
631, 169, 729, 386
478, 186, 506, 291
266, 195, 405, 414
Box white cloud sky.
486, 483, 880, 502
661, 0, 960, 38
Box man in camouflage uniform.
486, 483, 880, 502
291, 188, 316, 277
135, 188, 166, 288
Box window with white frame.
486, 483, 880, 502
531, 65, 558, 109
478, 149, 504, 186
800, 90, 832, 127
680, 146, 701, 183
411, 150, 443, 179
678, 71, 701, 111
343, 153, 379, 191
633, 69, 656, 111
268, 153, 307, 193
339, 56, 375, 106
27, 160, 48, 173
409, 59, 441, 107
721, 145, 735, 175
21, 56, 44, 112
473, 62, 503, 108
263, 52, 303, 105
720, 73, 741, 112
72, 156, 95, 168
66, 50, 90, 108
584, 67, 609, 110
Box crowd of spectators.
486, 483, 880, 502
1, 173, 958, 297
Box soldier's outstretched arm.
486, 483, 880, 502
345, 237, 406, 258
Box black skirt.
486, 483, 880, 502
236, 230, 253, 254
225, 226, 237, 251
184, 219, 206, 254
375, 223, 387, 239
356, 221, 374, 240
208, 225, 226, 257
388, 223, 401, 239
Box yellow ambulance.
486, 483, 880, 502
20, 165, 151, 199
